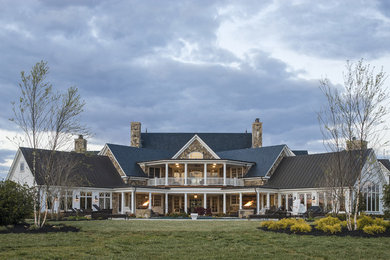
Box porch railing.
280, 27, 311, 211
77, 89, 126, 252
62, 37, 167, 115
147, 177, 244, 186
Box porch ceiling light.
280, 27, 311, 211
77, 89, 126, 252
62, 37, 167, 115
194, 195, 198, 199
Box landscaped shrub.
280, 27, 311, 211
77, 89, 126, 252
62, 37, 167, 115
0, 180, 34, 225
290, 222, 312, 233
321, 224, 342, 234
363, 224, 386, 235
261, 218, 308, 231
315, 216, 342, 234
373, 218, 389, 228
357, 215, 374, 230
260, 220, 275, 229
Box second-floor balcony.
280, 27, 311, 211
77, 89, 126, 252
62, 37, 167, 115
147, 177, 244, 187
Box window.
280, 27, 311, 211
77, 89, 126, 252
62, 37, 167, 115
80, 192, 92, 210
20, 162, 24, 172
363, 183, 380, 212
231, 168, 243, 178
153, 195, 161, 207
231, 195, 239, 205
149, 167, 161, 178
189, 152, 203, 159
60, 191, 73, 211
99, 192, 111, 209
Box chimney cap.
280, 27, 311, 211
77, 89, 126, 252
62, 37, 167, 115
255, 118, 260, 123
78, 135, 84, 139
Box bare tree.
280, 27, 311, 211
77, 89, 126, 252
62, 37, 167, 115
10, 61, 88, 228
318, 59, 389, 230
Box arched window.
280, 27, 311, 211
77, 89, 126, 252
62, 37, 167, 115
188, 152, 203, 159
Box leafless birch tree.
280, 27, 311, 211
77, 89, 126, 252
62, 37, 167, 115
318, 59, 388, 230
10, 61, 89, 228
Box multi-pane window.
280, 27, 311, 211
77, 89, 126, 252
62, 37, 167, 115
149, 167, 161, 178
231, 168, 243, 178
231, 195, 239, 205
363, 183, 380, 212
60, 191, 73, 211
99, 192, 111, 209
80, 192, 92, 210
153, 195, 161, 207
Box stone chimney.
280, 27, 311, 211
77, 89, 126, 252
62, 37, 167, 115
346, 137, 368, 151
252, 118, 263, 148
74, 135, 87, 153
131, 122, 141, 148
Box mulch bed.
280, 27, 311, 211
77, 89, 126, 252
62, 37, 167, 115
0, 223, 79, 234
258, 227, 390, 238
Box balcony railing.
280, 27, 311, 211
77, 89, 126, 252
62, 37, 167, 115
147, 177, 244, 187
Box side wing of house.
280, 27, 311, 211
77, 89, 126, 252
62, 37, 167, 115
6, 149, 35, 187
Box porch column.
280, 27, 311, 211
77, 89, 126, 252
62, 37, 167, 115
184, 193, 188, 213
110, 192, 113, 209
256, 190, 260, 214
304, 193, 307, 209
266, 192, 270, 209
313, 191, 318, 206
239, 192, 242, 210
121, 192, 125, 214
148, 192, 152, 210
223, 163, 227, 186
278, 193, 281, 208
184, 163, 188, 186
131, 191, 135, 214
223, 193, 226, 214
204, 193, 207, 208
165, 163, 169, 185
165, 193, 168, 214
204, 163, 208, 186
285, 194, 288, 211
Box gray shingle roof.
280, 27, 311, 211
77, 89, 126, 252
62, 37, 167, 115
217, 145, 286, 178
379, 159, 390, 171
141, 133, 252, 154
264, 149, 372, 189
20, 147, 125, 188
106, 143, 172, 177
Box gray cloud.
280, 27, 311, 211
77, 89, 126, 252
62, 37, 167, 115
1, 0, 388, 173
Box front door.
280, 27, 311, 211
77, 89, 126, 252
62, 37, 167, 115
190, 197, 202, 213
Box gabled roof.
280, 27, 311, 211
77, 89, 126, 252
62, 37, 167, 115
292, 150, 308, 156
140, 133, 252, 154
379, 159, 390, 172
106, 143, 172, 178
217, 145, 287, 178
172, 134, 220, 159
265, 149, 372, 189
20, 147, 125, 188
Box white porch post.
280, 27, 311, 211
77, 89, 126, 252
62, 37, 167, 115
223, 193, 226, 214
313, 191, 318, 206
204, 163, 208, 186
285, 194, 289, 211
165, 163, 169, 185
223, 163, 227, 186
110, 192, 113, 209
184, 163, 188, 186
131, 191, 135, 214
304, 193, 308, 210
184, 193, 188, 213
204, 193, 207, 208
148, 192, 152, 210
278, 193, 281, 208
121, 192, 125, 214
266, 192, 270, 209
165, 193, 169, 214
256, 190, 260, 214
239, 192, 243, 210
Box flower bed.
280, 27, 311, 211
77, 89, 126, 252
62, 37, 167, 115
259, 215, 390, 237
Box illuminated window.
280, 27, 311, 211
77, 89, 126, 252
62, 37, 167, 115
189, 152, 203, 159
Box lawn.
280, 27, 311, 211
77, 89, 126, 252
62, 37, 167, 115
0, 220, 389, 259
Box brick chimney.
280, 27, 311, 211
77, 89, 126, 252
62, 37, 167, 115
131, 122, 141, 148
252, 118, 262, 148
74, 135, 87, 153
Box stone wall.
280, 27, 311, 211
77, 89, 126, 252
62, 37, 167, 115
244, 178, 265, 186
178, 139, 215, 159
104, 149, 126, 177
131, 122, 141, 147
252, 118, 262, 148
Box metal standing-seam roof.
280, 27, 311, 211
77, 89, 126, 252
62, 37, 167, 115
141, 133, 252, 154
264, 149, 372, 189
217, 145, 287, 178
106, 143, 172, 177
20, 147, 126, 188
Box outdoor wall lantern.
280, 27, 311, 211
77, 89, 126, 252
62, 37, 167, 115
94, 195, 98, 202
75, 195, 79, 201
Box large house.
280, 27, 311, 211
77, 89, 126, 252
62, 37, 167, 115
7, 119, 390, 217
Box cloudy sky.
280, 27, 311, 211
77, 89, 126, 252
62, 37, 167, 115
1, 0, 390, 179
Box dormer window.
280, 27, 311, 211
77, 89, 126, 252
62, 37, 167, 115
189, 152, 203, 159
20, 162, 25, 172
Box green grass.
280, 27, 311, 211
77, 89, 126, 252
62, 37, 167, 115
0, 220, 389, 259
